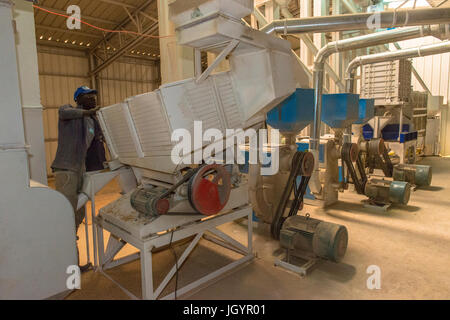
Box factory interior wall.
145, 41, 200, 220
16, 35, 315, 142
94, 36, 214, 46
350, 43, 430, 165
37, 45, 161, 177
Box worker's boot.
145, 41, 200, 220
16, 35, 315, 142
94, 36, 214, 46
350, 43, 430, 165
76, 238, 92, 273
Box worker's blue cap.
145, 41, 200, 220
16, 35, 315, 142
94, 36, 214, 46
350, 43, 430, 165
74, 86, 97, 102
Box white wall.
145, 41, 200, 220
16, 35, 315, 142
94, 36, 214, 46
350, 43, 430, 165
37, 46, 160, 176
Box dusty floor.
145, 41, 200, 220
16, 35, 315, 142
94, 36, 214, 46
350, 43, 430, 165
61, 157, 450, 300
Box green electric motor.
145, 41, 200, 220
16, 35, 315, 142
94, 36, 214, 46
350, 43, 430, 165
393, 164, 432, 187
130, 186, 170, 217
365, 179, 411, 205
280, 215, 348, 262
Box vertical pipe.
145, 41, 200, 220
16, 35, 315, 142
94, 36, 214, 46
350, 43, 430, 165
312, 68, 324, 152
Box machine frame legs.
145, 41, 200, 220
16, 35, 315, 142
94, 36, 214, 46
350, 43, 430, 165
95, 206, 254, 300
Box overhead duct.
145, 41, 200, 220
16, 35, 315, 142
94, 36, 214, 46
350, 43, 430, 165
345, 40, 450, 92
261, 7, 450, 34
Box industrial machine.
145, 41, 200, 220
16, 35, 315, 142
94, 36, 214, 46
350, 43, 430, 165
361, 59, 418, 165
96, 0, 301, 221
355, 59, 434, 190
294, 93, 364, 207
92, 0, 349, 297
275, 214, 348, 276
280, 215, 348, 262
393, 164, 432, 188
0, 0, 77, 299
252, 89, 316, 232
260, 89, 350, 275
364, 179, 411, 210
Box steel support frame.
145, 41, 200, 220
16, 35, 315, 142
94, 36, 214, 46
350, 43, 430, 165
87, 0, 158, 76
90, 22, 159, 76
195, 40, 240, 83
90, 0, 156, 53
96, 206, 254, 300
81, 169, 127, 267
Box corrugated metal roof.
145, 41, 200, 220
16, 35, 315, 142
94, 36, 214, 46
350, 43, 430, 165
34, 0, 160, 60
426, 0, 450, 7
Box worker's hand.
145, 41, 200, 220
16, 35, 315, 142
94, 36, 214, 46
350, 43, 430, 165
84, 106, 101, 116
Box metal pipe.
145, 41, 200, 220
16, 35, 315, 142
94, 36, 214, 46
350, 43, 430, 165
261, 7, 450, 34
308, 24, 449, 193
393, 42, 431, 94
346, 41, 450, 92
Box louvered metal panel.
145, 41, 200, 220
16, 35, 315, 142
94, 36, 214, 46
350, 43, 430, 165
127, 92, 173, 156
100, 103, 140, 159
213, 72, 244, 129
184, 78, 225, 133
361, 59, 412, 106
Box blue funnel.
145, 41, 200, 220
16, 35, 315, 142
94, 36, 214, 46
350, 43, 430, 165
267, 88, 315, 133
321, 93, 360, 129
355, 99, 375, 124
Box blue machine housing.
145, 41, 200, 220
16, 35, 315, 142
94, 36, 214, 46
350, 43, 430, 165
362, 124, 418, 142
267, 88, 315, 133
355, 99, 375, 124
362, 124, 374, 140
321, 93, 360, 129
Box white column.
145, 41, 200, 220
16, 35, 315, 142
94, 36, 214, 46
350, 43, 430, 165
0, 0, 25, 148
330, 0, 342, 94
13, 0, 47, 185
265, 0, 274, 22
441, 105, 450, 156
157, 0, 194, 85
299, 0, 313, 67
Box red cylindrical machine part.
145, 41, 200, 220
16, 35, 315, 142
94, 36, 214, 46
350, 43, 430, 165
188, 165, 232, 216
156, 198, 170, 215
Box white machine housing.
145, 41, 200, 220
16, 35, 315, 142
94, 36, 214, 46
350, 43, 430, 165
0, 0, 77, 299
97, 0, 298, 184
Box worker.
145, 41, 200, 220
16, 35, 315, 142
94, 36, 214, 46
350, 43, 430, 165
51, 86, 106, 273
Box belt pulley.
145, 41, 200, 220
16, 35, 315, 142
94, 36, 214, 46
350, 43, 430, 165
131, 164, 232, 217
188, 164, 231, 216
342, 143, 367, 195
131, 166, 201, 217
271, 151, 314, 240
366, 139, 393, 177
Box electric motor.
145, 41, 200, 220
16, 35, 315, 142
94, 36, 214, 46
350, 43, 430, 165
280, 215, 348, 262
364, 179, 411, 205
130, 187, 170, 217
393, 164, 432, 187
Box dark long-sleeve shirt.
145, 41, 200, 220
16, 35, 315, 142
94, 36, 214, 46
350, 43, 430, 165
51, 105, 106, 173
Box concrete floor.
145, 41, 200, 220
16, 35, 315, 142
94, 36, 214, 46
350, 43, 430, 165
64, 157, 450, 300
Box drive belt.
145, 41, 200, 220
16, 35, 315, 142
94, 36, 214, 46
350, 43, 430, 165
342, 143, 367, 195
271, 151, 314, 240
365, 139, 393, 177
